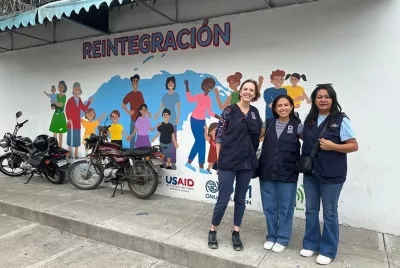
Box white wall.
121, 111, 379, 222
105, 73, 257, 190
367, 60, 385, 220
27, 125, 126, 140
1, 0, 399, 235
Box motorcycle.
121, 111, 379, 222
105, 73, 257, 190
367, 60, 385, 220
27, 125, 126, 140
67, 114, 165, 199
0, 111, 69, 184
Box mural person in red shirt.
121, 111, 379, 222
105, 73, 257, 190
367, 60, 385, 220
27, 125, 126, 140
65, 82, 93, 159
122, 74, 146, 148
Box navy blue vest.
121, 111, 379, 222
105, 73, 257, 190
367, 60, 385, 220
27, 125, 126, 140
218, 104, 262, 170
258, 119, 301, 183
302, 114, 347, 183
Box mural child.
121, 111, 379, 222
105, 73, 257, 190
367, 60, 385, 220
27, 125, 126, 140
184, 78, 220, 174
81, 108, 106, 155
154, 76, 180, 169
152, 108, 178, 169
204, 122, 218, 174
65, 82, 93, 158
128, 103, 158, 148
44, 86, 58, 112
263, 69, 287, 119
283, 73, 310, 109
109, 110, 129, 147
214, 72, 264, 110
48, 81, 68, 147
122, 74, 146, 148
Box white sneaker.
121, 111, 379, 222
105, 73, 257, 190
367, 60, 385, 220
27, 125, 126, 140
316, 254, 332, 265
272, 243, 286, 253
263, 241, 275, 250
300, 249, 316, 257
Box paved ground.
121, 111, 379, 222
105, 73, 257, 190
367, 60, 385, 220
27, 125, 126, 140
0, 215, 185, 268
0, 174, 398, 268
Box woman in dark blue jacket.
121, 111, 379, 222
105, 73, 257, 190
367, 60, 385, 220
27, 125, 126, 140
299, 84, 358, 265
208, 79, 262, 251
258, 95, 303, 253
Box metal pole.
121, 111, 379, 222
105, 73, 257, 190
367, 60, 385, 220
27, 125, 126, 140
263, 0, 272, 8
53, 21, 57, 43
175, 0, 179, 23
11, 31, 14, 50
136, 0, 177, 23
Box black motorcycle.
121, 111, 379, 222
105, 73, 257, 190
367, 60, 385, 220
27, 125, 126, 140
0, 111, 69, 184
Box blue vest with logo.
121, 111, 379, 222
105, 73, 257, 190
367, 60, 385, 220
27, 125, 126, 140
218, 104, 262, 171
258, 119, 301, 183
302, 114, 347, 183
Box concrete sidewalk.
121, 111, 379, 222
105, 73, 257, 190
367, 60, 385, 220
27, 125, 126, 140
0, 175, 397, 268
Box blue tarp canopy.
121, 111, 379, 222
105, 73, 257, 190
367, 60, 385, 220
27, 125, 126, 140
0, 10, 37, 31
0, 0, 122, 31
37, 0, 122, 24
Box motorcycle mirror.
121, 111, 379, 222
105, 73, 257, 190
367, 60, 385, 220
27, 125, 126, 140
16, 111, 22, 119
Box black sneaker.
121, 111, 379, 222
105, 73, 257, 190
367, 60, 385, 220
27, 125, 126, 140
232, 231, 243, 251
208, 230, 218, 249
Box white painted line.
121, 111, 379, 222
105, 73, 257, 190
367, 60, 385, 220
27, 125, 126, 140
0, 223, 39, 240
25, 241, 87, 268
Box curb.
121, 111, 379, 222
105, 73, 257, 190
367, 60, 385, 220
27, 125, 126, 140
0, 201, 256, 268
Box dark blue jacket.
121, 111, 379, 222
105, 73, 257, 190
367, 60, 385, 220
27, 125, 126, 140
302, 114, 347, 183
218, 104, 262, 170
257, 119, 301, 183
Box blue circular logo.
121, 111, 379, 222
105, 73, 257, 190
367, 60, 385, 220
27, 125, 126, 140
205, 180, 218, 193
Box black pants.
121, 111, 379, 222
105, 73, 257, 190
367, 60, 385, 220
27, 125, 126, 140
211, 169, 253, 227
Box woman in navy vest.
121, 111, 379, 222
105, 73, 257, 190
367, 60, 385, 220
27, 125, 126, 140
258, 95, 303, 253
300, 84, 358, 265
208, 79, 262, 251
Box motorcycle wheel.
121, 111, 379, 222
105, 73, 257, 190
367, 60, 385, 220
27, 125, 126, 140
68, 159, 103, 190
44, 168, 65, 184
126, 162, 158, 199
0, 153, 26, 177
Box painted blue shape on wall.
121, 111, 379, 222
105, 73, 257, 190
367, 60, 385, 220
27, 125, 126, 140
85, 70, 230, 149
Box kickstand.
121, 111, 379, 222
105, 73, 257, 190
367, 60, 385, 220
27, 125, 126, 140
24, 172, 34, 184
120, 182, 124, 195
111, 182, 119, 198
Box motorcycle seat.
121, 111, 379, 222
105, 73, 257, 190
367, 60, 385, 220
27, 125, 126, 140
120, 147, 153, 157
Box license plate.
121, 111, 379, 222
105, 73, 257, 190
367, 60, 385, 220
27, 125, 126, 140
57, 160, 68, 167
151, 158, 162, 166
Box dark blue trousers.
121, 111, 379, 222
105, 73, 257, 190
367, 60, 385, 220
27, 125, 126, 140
211, 169, 253, 227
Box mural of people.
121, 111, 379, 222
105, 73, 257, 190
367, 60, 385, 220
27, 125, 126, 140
283, 73, 311, 109
204, 122, 218, 174
152, 108, 179, 169
81, 108, 106, 155
154, 76, 180, 168
214, 72, 264, 110
184, 78, 220, 174
44, 85, 58, 112
129, 103, 157, 148
109, 110, 129, 147
65, 82, 93, 159
263, 69, 287, 119
48, 81, 68, 147
122, 74, 145, 148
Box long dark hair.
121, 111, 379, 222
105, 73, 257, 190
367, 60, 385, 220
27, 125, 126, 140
304, 84, 346, 126
272, 95, 301, 122
137, 103, 148, 117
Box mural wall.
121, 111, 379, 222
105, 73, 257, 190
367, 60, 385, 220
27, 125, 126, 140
1, 0, 400, 235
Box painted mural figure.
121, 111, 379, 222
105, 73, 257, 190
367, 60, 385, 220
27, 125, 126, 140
154, 76, 180, 168
129, 104, 157, 148
109, 110, 129, 147
65, 82, 93, 158
48, 81, 68, 147
263, 69, 287, 119
204, 123, 218, 174
283, 73, 311, 109
122, 74, 145, 148
81, 108, 106, 155
152, 108, 179, 169
214, 72, 264, 110
184, 78, 220, 174
44, 85, 58, 112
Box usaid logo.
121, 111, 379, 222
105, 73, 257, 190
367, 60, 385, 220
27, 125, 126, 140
165, 176, 195, 187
